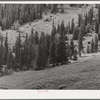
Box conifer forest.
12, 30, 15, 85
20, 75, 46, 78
0, 4, 100, 89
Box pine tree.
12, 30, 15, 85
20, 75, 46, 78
85, 12, 88, 26
0, 32, 4, 71
91, 38, 94, 53
78, 26, 84, 57
7, 49, 13, 69
35, 32, 47, 70
71, 18, 75, 34
68, 21, 70, 34
15, 33, 21, 70
30, 28, 35, 44
78, 14, 82, 27
90, 6, 93, 24
69, 39, 74, 59
45, 34, 50, 60
49, 20, 56, 66
57, 20, 68, 64
0, 33, 4, 69
34, 31, 39, 45
98, 5, 100, 24
72, 27, 79, 40
3, 32, 8, 65
95, 19, 99, 34
98, 5, 100, 40
23, 33, 29, 69
82, 19, 86, 36
57, 24, 60, 33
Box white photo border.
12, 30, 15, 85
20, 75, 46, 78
0, 1, 100, 99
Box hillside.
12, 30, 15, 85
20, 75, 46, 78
0, 5, 89, 47
0, 4, 99, 90
0, 52, 100, 89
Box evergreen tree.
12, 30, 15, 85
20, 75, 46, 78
0, 31, 4, 71
83, 19, 86, 36
45, 34, 50, 60
0, 45, 3, 66
35, 32, 47, 70
68, 21, 70, 34
78, 26, 84, 57
95, 19, 99, 34
98, 5, 100, 24
57, 20, 68, 64
34, 31, 39, 45
78, 13, 82, 27
89, 6, 93, 24
71, 18, 75, 34
0, 33, 4, 69
91, 38, 94, 53
30, 28, 35, 44
49, 20, 56, 66
85, 12, 88, 26
3, 32, 8, 65
23, 33, 29, 69
7, 49, 13, 69
57, 24, 60, 33
15, 33, 21, 70
98, 5, 100, 40
69, 39, 74, 59
72, 27, 79, 40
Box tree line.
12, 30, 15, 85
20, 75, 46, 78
0, 4, 44, 30
0, 4, 85, 30
0, 4, 100, 72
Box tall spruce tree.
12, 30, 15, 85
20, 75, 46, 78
98, 5, 100, 40
90, 6, 93, 24
69, 39, 74, 59
85, 12, 88, 26
23, 33, 29, 69
57, 24, 60, 33
3, 32, 8, 65
30, 28, 35, 44
78, 13, 82, 27
35, 32, 47, 70
15, 33, 21, 70
71, 18, 75, 34
95, 19, 99, 34
72, 27, 79, 40
34, 31, 39, 45
91, 38, 94, 53
78, 24, 84, 57
58, 20, 68, 64
68, 21, 70, 34
0, 33, 4, 69
49, 20, 56, 66
45, 34, 50, 60
7, 49, 13, 69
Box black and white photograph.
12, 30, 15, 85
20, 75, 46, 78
0, 2, 100, 90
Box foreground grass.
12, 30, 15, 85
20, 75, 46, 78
0, 53, 100, 89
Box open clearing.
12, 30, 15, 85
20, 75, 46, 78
0, 52, 100, 89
